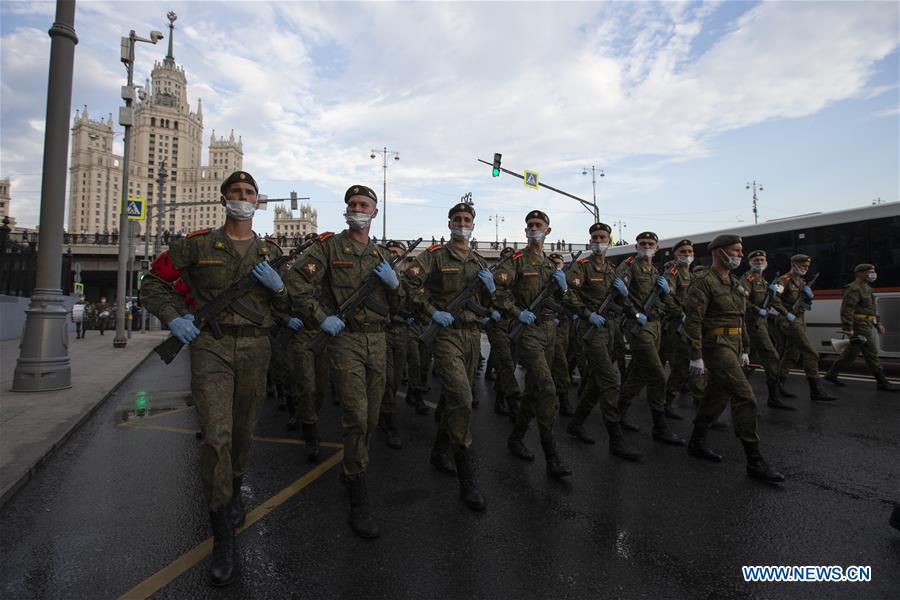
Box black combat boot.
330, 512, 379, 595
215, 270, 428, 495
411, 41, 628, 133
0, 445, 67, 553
777, 378, 797, 399
433, 395, 445, 423
302, 422, 321, 463
228, 477, 246, 528
664, 395, 683, 420
408, 388, 431, 415
875, 370, 898, 392
742, 441, 785, 483
558, 391, 574, 417
405, 387, 417, 407
823, 371, 846, 387
566, 404, 596, 444
453, 449, 486, 511
618, 400, 641, 432
379, 413, 403, 449
430, 430, 457, 476
285, 395, 299, 430
540, 429, 572, 479
347, 473, 380, 538
494, 389, 510, 416
766, 381, 796, 411
209, 508, 236, 586
507, 420, 535, 462
285, 415, 299, 431
890, 505, 900, 531
651, 409, 686, 446
506, 393, 522, 423
808, 377, 837, 402
605, 422, 643, 461
687, 425, 723, 462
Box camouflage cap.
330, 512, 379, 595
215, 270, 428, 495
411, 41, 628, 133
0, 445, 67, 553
854, 263, 875, 273
500, 246, 515, 258
589, 222, 612, 234
344, 185, 378, 204
673, 238, 693, 251
636, 231, 659, 242
526, 210, 550, 225
791, 253, 811, 263
747, 249, 767, 260
547, 253, 564, 262
385, 240, 406, 251
220, 171, 258, 195
448, 202, 475, 219
708, 234, 742, 250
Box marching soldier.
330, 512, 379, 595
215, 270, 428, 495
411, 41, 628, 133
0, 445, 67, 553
494, 210, 573, 479
285, 184, 404, 539
548, 253, 575, 417
485, 246, 522, 419
776, 254, 837, 402
825, 264, 897, 391
565, 222, 642, 461
615, 232, 685, 446
403, 258, 433, 416
683, 234, 785, 483
662, 239, 701, 420
380, 240, 410, 449
740, 250, 795, 410
141, 170, 289, 586
404, 202, 495, 510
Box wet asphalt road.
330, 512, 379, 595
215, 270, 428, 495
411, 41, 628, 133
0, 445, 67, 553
1, 338, 899, 600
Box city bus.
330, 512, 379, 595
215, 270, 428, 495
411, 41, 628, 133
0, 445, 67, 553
606, 202, 900, 359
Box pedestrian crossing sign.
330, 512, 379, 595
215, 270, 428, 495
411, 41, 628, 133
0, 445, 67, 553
126, 196, 146, 221
524, 170, 539, 189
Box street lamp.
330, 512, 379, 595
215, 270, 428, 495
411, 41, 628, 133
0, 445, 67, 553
488, 213, 505, 247
113, 25, 163, 348
613, 220, 626, 245
581, 165, 604, 222
746, 180, 764, 225
370, 146, 399, 242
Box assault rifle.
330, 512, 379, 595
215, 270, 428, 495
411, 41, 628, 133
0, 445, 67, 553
779, 272, 819, 331
508, 251, 582, 343
153, 237, 317, 365
308, 238, 422, 354
751, 271, 781, 322
582, 272, 631, 343
419, 253, 513, 347
629, 278, 668, 337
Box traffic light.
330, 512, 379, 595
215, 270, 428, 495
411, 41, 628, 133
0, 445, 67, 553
290, 191, 298, 210
492, 153, 502, 177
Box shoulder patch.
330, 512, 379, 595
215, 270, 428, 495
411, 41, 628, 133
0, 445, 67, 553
317, 231, 334, 241
511, 251, 524, 261
426, 243, 443, 253
625, 256, 634, 265
186, 228, 211, 238
577, 257, 590, 263
670, 267, 678, 275
745, 273, 754, 281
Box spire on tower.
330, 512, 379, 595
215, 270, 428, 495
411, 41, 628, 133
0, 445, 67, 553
164, 11, 177, 66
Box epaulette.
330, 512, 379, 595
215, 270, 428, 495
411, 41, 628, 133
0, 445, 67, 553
186, 228, 211, 238
426, 243, 443, 253
625, 256, 634, 265
780, 274, 791, 281
745, 273, 754, 281
317, 231, 334, 241
511, 251, 524, 261
669, 267, 678, 276
577, 257, 590, 263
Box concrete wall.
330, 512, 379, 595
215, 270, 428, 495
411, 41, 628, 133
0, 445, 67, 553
0, 295, 77, 342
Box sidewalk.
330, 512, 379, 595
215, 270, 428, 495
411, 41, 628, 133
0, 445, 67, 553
0, 328, 169, 507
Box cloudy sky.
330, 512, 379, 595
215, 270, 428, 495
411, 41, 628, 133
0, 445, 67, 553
1, 0, 898, 245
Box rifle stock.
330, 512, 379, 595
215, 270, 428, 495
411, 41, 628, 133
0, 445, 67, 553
582, 272, 631, 343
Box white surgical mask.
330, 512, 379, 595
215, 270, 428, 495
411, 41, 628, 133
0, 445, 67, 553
867, 272, 877, 283
794, 266, 808, 276
751, 261, 768, 272
225, 200, 256, 221
719, 249, 741, 270
590, 242, 609, 256
636, 248, 656, 259
450, 226, 473, 240
344, 211, 373, 230
525, 230, 546, 243
676, 255, 694, 266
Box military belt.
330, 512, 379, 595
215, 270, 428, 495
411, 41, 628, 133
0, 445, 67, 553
853, 313, 876, 321
707, 326, 743, 336
345, 322, 384, 334
450, 321, 482, 331
216, 325, 269, 337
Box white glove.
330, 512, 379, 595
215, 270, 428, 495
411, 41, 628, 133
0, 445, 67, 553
740, 353, 750, 367
689, 358, 705, 376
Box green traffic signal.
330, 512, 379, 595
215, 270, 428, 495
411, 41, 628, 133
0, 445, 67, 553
492, 152, 502, 177
492, 167, 500, 177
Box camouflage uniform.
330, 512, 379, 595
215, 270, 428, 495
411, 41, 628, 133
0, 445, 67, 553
739, 269, 786, 396
776, 272, 820, 379
140, 227, 287, 511
663, 263, 701, 408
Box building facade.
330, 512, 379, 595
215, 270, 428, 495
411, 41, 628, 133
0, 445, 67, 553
273, 202, 318, 239
0, 177, 15, 227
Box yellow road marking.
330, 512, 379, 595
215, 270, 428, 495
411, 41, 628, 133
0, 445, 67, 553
123, 423, 342, 448
117, 449, 343, 600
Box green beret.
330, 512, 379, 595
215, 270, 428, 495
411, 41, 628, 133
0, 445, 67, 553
708, 234, 742, 250
344, 185, 378, 204
747, 249, 767, 260
791, 253, 811, 263
386, 240, 406, 251
449, 202, 475, 219
548, 253, 564, 262
636, 231, 658, 242
673, 239, 692, 251
854, 263, 875, 273
220, 171, 258, 195
589, 222, 612, 235
526, 210, 549, 225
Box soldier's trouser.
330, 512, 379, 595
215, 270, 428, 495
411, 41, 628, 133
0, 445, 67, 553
694, 341, 759, 444
660, 321, 677, 368
779, 320, 819, 378
433, 325, 481, 449
551, 320, 571, 391
665, 335, 703, 402
748, 320, 781, 384
515, 320, 557, 435
383, 324, 407, 415
576, 320, 620, 423
829, 322, 881, 374
487, 319, 520, 397
190, 331, 270, 511
406, 323, 424, 392
620, 320, 666, 411
327, 331, 386, 477
290, 330, 327, 425
611, 319, 628, 369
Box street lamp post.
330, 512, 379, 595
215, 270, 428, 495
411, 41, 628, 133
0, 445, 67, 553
746, 180, 764, 225
581, 165, 604, 222
613, 220, 627, 245
113, 26, 162, 348
370, 146, 399, 242
488, 213, 504, 246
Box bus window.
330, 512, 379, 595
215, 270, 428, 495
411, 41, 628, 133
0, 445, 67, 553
867, 216, 900, 287
795, 224, 841, 289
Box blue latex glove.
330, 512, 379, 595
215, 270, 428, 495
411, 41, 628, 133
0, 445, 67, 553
554, 318, 560, 326
802, 285, 814, 299
373, 261, 399, 290
589, 312, 606, 328
552, 270, 568, 291
405, 316, 416, 326
320, 315, 345, 336
767, 283, 781, 296
431, 310, 454, 327
490, 310, 501, 322
252, 261, 284, 292
613, 277, 628, 297
477, 269, 496, 294
656, 276, 670, 295
288, 317, 304, 331
786, 312, 796, 323
636, 312, 648, 326
169, 314, 200, 344
757, 308, 767, 318
518, 310, 536, 325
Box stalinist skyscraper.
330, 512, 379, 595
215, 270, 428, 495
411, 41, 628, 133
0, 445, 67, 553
67, 13, 243, 237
